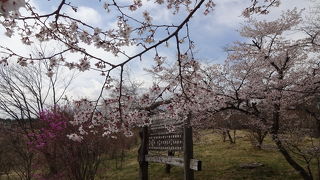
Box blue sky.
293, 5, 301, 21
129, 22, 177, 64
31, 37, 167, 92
0, 0, 316, 99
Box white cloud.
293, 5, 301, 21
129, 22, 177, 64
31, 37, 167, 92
211, 0, 247, 28
65, 6, 102, 26
1, 0, 318, 102
67, 70, 106, 99
197, 0, 315, 35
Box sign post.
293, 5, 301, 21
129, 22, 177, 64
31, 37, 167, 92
138, 117, 201, 180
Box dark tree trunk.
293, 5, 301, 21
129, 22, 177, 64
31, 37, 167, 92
253, 130, 267, 149
272, 135, 313, 180
226, 130, 236, 144
271, 104, 313, 180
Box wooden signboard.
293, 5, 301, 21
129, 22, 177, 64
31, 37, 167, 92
148, 121, 184, 151
138, 116, 201, 180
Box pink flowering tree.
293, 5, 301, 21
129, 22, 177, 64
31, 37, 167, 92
2, 0, 316, 178
28, 106, 109, 180
0, 0, 282, 135
220, 9, 320, 179
143, 7, 320, 179
0, 58, 74, 179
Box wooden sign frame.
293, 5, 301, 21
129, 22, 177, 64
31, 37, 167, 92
138, 116, 201, 180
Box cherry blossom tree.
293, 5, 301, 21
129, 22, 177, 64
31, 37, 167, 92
3, 0, 319, 179
220, 9, 320, 180
143, 6, 320, 179
0, 0, 283, 138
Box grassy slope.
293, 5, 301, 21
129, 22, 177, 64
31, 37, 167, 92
99, 130, 302, 180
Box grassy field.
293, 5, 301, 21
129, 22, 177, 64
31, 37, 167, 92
97, 130, 302, 180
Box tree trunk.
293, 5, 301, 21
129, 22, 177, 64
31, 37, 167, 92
222, 130, 227, 142
226, 130, 235, 144
271, 104, 313, 180
254, 130, 267, 149
272, 135, 313, 180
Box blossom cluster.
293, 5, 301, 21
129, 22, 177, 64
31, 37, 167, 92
28, 109, 69, 150
0, 0, 25, 17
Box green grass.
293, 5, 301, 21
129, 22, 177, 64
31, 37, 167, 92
0, 130, 307, 180
98, 130, 302, 180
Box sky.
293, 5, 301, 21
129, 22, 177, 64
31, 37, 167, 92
0, 0, 317, 100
